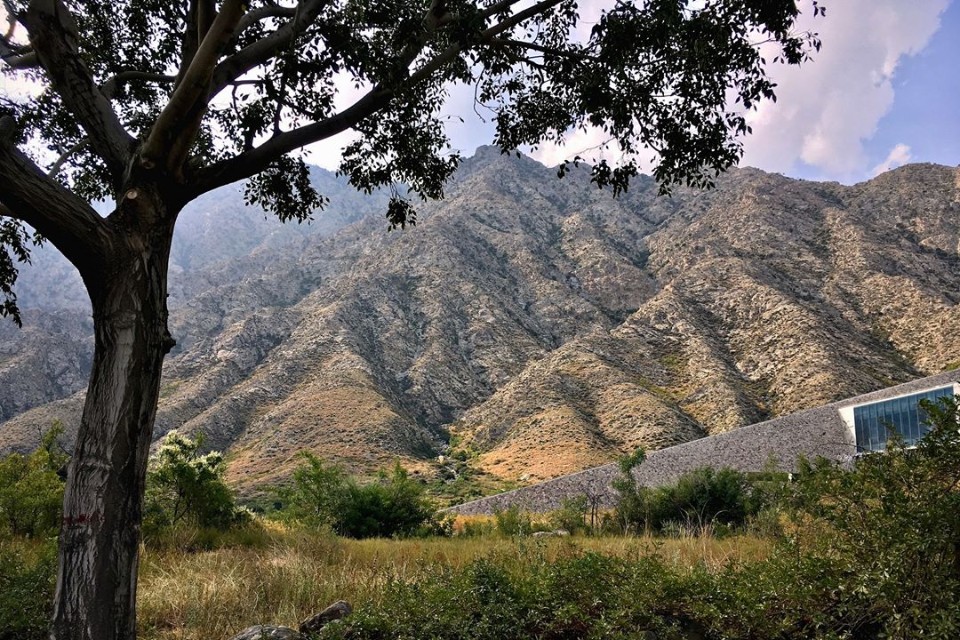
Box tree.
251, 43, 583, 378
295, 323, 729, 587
0, 1, 821, 638
277, 451, 350, 528
612, 446, 646, 533
789, 396, 960, 636
337, 460, 439, 538
142, 431, 242, 531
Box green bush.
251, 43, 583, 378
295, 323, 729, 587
338, 462, 441, 539
493, 504, 532, 537
0, 424, 67, 538
786, 395, 960, 638
547, 496, 589, 534
0, 539, 57, 640
321, 398, 960, 640
275, 451, 349, 528
144, 431, 247, 535
279, 455, 442, 538
614, 448, 765, 535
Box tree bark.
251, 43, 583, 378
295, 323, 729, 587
51, 185, 177, 640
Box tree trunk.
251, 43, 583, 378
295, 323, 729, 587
52, 187, 177, 640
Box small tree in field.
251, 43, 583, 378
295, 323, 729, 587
281, 454, 439, 538
0, 1, 821, 638
143, 431, 241, 531
277, 451, 350, 528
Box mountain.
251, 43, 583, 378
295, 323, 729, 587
1, 150, 958, 494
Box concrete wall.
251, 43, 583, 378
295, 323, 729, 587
450, 370, 960, 516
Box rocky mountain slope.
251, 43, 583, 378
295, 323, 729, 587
1, 149, 958, 493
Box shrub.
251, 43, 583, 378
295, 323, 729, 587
614, 449, 762, 535
786, 395, 960, 638
144, 431, 246, 535
493, 504, 532, 537
547, 496, 589, 534
0, 538, 57, 640
276, 452, 350, 528
656, 467, 753, 533
280, 456, 442, 538
0, 424, 67, 538
338, 462, 440, 539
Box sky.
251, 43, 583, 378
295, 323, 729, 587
306, 0, 960, 185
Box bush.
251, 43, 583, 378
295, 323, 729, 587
656, 467, 754, 533
280, 456, 442, 538
0, 539, 57, 640
144, 431, 247, 535
275, 452, 349, 528
786, 395, 960, 638
0, 424, 67, 538
614, 448, 763, 535
547, 496, 589, 534
338, 462, 441, 539
493, 504, 532, 537
325, 399, 960, 640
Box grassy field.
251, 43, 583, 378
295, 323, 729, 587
137, 524, 771, 640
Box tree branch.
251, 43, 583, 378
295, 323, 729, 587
141, 0, 247, 172
47, 137, 88, 178
196, 0, 215, 42
1, 6, 38, 70
476, 0, 528, 23
21, 0, 133, 186
0, 43, 37, 68
191, 0, 566, 195
100, 71, 175, 99
174, 1, 201, 90
0, 117, 108, 273
208, 0, 329, 99
489, 37, 595, 62
2, 0, 14, 40
235, 5, 298, 35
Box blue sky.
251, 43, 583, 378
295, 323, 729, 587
856, 1, 960, 179
750, 0, 959, 183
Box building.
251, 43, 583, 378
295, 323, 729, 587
841, 384, 958, 453
449, 369, 960, 516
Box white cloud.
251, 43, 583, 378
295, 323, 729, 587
870, 143, 913, 176
739, 0, 949, 180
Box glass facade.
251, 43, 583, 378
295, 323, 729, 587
853, 386, 955, 452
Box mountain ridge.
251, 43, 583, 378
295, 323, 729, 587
1, 152, 958, 495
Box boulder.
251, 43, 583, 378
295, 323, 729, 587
229, 625, 303, 640
299, 600, 353, 635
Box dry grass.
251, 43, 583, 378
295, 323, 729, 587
136, 523, 771, 640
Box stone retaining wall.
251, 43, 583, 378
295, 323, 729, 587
450, 370, 960, 515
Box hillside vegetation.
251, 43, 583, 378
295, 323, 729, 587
3, 397, 959, 640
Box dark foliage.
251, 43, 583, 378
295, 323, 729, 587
614, 449, 767, 535
0, 539, 57, 640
